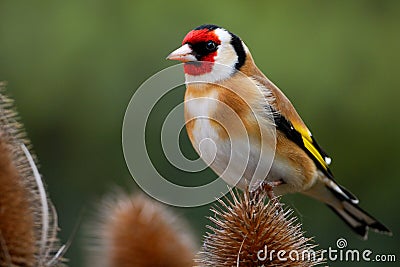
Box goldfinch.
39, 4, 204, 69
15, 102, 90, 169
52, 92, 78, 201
167, 24, 391, 238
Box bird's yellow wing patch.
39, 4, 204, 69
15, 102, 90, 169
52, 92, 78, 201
291, 122, 329, 170
302, 136, 328, 170
273, 112, 331, 174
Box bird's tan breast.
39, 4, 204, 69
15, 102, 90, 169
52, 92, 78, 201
184, 78, 277, 189
185, 84, 220, 144
184, 74, 268, 141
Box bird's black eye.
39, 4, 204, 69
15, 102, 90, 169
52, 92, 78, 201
205, 41, 217, 51
190, 40, 218, 60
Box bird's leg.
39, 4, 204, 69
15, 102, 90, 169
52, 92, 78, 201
261, 179, 285, 213
249, 179, 284, 205
261, 179, 284, 200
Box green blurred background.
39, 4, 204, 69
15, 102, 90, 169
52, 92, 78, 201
0, 0, 399, 266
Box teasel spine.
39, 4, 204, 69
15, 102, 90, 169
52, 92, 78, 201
195, 189, 324, 267
85, 190, 196, 267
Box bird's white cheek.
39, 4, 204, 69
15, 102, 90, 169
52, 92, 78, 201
214, 44, 238, 69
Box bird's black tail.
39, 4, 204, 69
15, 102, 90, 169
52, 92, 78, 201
327, 199, 392, 239
303, 179, 392, 239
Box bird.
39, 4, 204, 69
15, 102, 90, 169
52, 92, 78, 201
166, 24, 391, 239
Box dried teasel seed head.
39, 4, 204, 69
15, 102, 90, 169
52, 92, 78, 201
195, 189, 324, 267
0, 82, 66, 267
86, 190, 196, 267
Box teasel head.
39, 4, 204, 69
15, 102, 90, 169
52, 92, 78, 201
0, 82, 66, 267
195, 189, 324, 267
85, 190, 196, 267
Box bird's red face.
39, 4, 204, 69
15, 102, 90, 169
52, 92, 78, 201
167, 28, 221, 76
167, 25, 246, 82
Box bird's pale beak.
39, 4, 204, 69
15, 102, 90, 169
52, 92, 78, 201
166, 43, 197, 62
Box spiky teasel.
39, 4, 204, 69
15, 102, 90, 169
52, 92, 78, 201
86, 190, 196, 267
0, 82, 66, 267
196, 190, 324, 267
